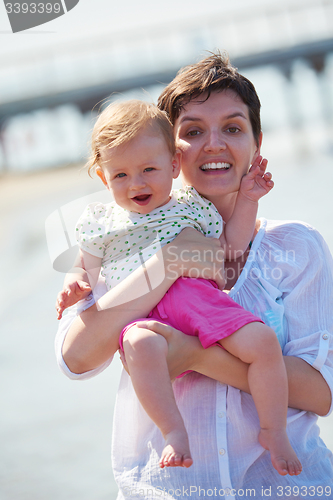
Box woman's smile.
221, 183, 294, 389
200, 162, 231, 171
174, 89, 262, 216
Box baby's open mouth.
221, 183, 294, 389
132, 194, 152, 205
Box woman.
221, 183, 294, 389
56, 53, 333, 498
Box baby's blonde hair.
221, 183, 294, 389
87, 99, 176, 176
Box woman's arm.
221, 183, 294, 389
280, 224, 333, 416
200, 350, 331, 416
284, 356, 331, 416
144, 322, 331, 415
62, 228, 225, 374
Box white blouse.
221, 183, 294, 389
55, 219, 333, 499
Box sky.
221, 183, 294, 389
0, 0, 315, 56
0, 0, 261, 40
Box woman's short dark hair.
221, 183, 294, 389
158, 51, 261, 146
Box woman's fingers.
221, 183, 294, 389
142, 320, 174, 340
118, 349, 129, 374
143, 320, 203, 379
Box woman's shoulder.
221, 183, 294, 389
261, 218, 330, 257
264, 218, 322, 238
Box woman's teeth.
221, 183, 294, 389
201, 162, 231, 170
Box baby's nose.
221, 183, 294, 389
130, 175, 146, 190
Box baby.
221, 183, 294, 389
56, 100, 302, 476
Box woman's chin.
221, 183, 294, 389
195, 179, 239, 198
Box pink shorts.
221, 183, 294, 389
119, 277, 263, 353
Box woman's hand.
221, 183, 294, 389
140, 320, 204, 379
118, 349, 129, 375
117, 328, 198, 381
140, 321, 251, 390
164, 227, 226, 290
117, 321, 202, 379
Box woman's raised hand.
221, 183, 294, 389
163, 227, 226, 290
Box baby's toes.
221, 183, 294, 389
160, 452, 172, 468
288, 460, 302, 476
182, 454, 193, 468
172, 452, 183, 467
274, 457, 288, 476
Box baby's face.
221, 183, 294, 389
99, 128, 180, 214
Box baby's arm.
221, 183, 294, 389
56, 250, 102, 319
220, 156, 273, 259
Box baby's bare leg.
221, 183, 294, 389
220, 322, 302, 476
123, 324, 193, 468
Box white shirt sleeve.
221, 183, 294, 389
278, 223, 333, 414
54, 278, 112, 380
76, 202, 109, 258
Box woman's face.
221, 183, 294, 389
174, 90, 262, 211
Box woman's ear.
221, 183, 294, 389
96, 167, 108, 188
252, 132, 263, 164
172, 150, 182, 179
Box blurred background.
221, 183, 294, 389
1, 0, 333, 498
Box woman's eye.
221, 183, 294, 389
187, 130, 200, 137
227, 127, 240, 133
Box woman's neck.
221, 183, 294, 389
207, 191, 238, 223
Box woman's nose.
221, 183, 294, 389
204, 131, 226, 153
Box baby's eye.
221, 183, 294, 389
115, 172, 126, 178
144, 167, 155, 172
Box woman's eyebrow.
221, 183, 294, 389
179, 112, 247, 124
226, 112, 247, 120
178, 116, 201, 124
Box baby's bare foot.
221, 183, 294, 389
159, 429, 193, 468
259, 428, 302, 476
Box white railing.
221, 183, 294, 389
0, 0, 332, 105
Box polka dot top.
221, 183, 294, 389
75, 186, 223, 290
